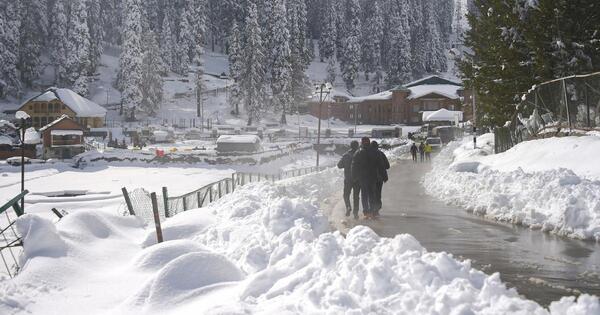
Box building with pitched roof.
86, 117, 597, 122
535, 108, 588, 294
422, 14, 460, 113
308, 75, 470, 125
17, 88, 107, 129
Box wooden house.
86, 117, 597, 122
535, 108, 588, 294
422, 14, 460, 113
39, 115, 85, 159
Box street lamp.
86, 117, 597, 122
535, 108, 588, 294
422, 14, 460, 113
15, 111, 33, 211
314, 82, 332, 169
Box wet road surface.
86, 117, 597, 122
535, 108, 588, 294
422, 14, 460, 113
332, 159, 600, 306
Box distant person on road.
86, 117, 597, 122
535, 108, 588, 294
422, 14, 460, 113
371, 141, 390, 217
419, 142, 425, 162
352, 137, 378, 219
410, 143, 418, 162
425, 143, 432, 161
337, 140, 360, 219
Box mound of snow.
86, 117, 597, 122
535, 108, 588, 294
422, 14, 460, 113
426, 135, 600, 241
1, 167, 598, 314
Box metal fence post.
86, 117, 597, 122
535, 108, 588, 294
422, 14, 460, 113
121, 187, 136, 216
162, 187, 170, 218
182, 195, 188, 211
231, 174, 236, 192
150, 192, 163, 243
209, 186, 213, 203
218, 181, 222, 198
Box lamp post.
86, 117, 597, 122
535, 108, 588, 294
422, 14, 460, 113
15, 111, 32, 211
314, 83, 332, 169
472, 86, 477, 149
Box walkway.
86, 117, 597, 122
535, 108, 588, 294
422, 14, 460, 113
330, 159, 600, 306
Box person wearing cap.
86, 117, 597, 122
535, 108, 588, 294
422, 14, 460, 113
351, 137, 379, 219
371, 141, 390, 216
337, 140, 361, 219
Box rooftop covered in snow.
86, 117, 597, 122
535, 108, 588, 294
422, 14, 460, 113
20, 88, 107, 118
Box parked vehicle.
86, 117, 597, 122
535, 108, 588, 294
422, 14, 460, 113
425, 137, 443, 151
6, 156, 45, 166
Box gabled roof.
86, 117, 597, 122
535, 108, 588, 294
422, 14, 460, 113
21, 88, 107, 118
401, 75, 462, 88
39, 115, 83, 133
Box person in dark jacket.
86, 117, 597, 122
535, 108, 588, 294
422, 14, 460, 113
371, 141, 390, 216
352, 137, 379, 219
337, 140, 360, 218
410, 143, 418, 162
419, 142, 425, 162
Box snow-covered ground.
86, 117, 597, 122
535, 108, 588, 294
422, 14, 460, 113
424, 135, 600, 241
1, 167, 598, 314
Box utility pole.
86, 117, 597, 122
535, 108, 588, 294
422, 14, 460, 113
472, 86, 477, 149
315, 83, 332, 169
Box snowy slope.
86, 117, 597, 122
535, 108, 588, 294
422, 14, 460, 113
1, 168, 598, 314
425, 135, 600, 241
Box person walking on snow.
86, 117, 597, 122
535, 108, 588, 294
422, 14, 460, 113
337, 140, 360, 219
371, 141, 390, 217
352, 137, 379, 219
419, 142, 425, 162
425, 143, 432, 161
410, 143, 418, 162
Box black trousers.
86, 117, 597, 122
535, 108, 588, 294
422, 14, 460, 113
374, 181, 384, 211
360, 181, 377, 214
411, 152, 417, 162
343, 180, 360, 214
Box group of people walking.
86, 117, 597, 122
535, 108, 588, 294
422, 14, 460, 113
410, 142, 432, 163
337, 137, 390, 220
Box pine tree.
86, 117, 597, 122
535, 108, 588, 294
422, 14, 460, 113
409, 0, 425, 76
49, 0, 68, 85
0, 1, 22, 98
140, 31, 164, 116
288, 0, 311, 107
326, 57, 337, 84
240, 2, 266, 125
318, 0, 337, 62
269, 0, 292, 124
176, 2, 194, 74
65, 0, 92, 93
361, 0, 384, 82
340, 0, 361, 90
191, 0, 207, 65
385, 0, 412, 87
119, 0, 144, 116
160, 10, 176, 74
18, 0, 47, 87
422, 0, 447, 73
87, 0, 104, 74
228, 21, 243, 116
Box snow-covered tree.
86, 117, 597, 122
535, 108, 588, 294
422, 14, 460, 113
340, 0, 361, 90
318, 0, 337, 62
191, 0, 207, 65
269, 0, 292, 124
140, 31, 164, 116
87, 0, 104, 74
49, 0, 68, 85
0, 1, 22, 97
385, 0, 412, 87
361, 0, 384, 81
422, 0, 447, 73
176, 2, 194, 74
326, 57, 337, 84
18, 0, 47, 87
228, 21, 243, 116
240, 2, 266, 125
288, 0, 310, 107
119, 0, 144, 115
160, 10, 176, 74
65, 0, 92, 93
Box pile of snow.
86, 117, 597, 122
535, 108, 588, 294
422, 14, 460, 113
1, 168, 598, 314
422, 108, 463, 122
425, 135, 600, 241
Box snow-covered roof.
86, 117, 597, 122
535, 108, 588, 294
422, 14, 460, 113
24, 88, 107, 118
407, 84, 462, 100
402, 75, 462, 88
0, 135, 13, 145
0, 120, 16, 129
216, 135, 261, 144
51, 130, 84, 136
422, 109, 464, 122
39, 115, 83, 133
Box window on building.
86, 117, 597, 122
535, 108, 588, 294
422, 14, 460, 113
412, 105, 420, 113
33, 117, 40, 127
41, 117, 48, 127
424, 100, 440, 111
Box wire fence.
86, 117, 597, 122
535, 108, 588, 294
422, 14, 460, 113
122, 166, 321, 225
495, 72, 600, 153
0, 191, 27, 279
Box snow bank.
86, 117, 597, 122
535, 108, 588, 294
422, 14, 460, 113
425, 135, 600, 241
1, 167, 598, 314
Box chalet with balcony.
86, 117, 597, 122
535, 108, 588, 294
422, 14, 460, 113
39, 115, 85, 159
17, 87, 107, 129
308, 75, 469, 125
